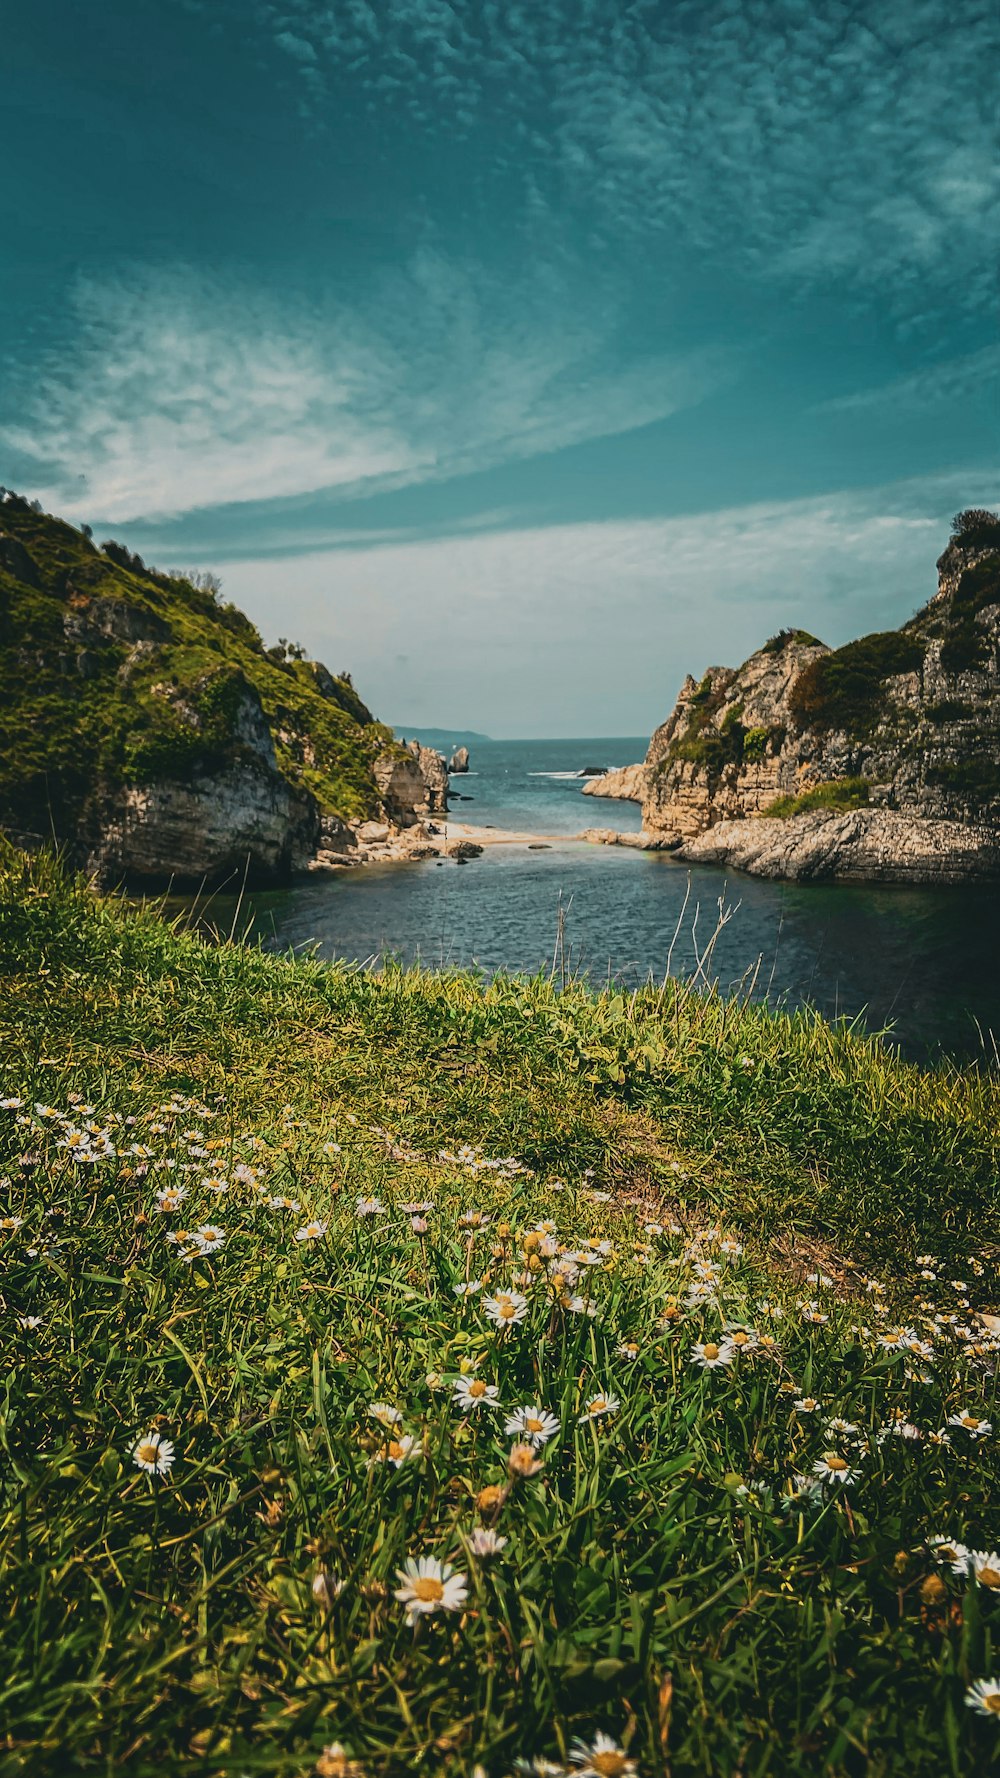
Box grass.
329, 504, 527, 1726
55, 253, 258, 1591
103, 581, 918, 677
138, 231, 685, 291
1, 847, 999, 1776
765, 779, 871, 820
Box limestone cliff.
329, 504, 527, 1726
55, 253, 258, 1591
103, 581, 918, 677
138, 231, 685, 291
0, 491, 450, 886
637, 513, 1000, 883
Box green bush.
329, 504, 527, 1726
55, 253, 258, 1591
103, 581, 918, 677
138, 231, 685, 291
789, 633, 925, 732
765, 777, 870, 819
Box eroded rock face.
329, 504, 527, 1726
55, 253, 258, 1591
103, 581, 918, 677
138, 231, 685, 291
377, 743, 449, 820
681, 810, 1000, 883
582, 763, 650, 803
449, 746, 470, 772
90, 767, 316, 888
636, 541, 1000, 882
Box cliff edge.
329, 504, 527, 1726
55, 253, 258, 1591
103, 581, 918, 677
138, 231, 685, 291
616, 510, 1000, 883
0, 491, 450, 885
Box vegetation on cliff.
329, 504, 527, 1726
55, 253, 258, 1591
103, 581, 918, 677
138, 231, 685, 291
0, 492, 399, 845
1, 846, 999, 1775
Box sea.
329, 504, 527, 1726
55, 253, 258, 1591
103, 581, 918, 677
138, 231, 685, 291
186, 737, 999, 1066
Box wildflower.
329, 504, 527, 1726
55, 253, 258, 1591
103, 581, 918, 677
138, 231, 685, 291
410, 1216, 428, 1233
505, 1405, 560, 1447
466, 1527, 508, 1558
268, 1194, 300, 1211
508, 1442, 544, 1479
192, 1224, 225, 1255
355, 1197, 386, 1218
616, 1341, 640, 1361
569, 1731, 638, 1776
965, 1677, 1000, 1718
690, 1340, 734, 1370
367, 1402, 403, 1427
928, 1535, 968, 1566
723, 1325, 758, 1354
476, 1483, 506, 1516
824, 1416, 859, 1438
453, 1377, 500, 1412
800, 1301, 829, 1325
131, 1432, 175, 1476
201, 1174, 229, 1195
369, 1435, 418, 1468
394, 1555, 468, 1624
966, 1551, 1000, 1589
578, 1391, 620, 1423
15, 1314, 42, 1331
566, 1295, 599, 1318
315, 1742, 366, 1778
484, 1290, 529, 1327
312, 1570, 346, 1607
459, 1209, 489, 1228
400, 1199, 434, 1215
154, 1187, 187, 1212
781, 1474, 824, 1513
295, 1220, 328, 1243
0, 1215, 24, 1232
453, 1279, 483, 1296
322, 1142, 342, 1158
947, 1410, 993, 1438
812, 1452, 860, 1486
793, 1396, 821, 1413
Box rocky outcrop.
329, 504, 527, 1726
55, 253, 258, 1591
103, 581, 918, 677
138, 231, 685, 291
0, 489, 466, 887
582, 763, 649, 803
636, 523, 1000, 884
449, 746, 470, 773
682, 810, 1000, 883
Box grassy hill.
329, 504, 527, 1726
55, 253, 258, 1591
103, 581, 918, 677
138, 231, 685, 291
0, 491, 399, 851
1, 844, 998, 1775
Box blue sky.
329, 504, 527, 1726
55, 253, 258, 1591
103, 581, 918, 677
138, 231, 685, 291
2, 0, 997, 735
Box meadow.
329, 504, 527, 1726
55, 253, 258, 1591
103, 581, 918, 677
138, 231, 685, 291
0, 844, 998, 1776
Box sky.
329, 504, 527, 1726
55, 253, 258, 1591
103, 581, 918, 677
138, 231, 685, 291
2, 0, 997, 737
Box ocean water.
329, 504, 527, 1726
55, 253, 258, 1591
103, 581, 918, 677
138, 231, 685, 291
201, 738, 999, 1065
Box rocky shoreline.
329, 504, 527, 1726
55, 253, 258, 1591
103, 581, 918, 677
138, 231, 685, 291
581, 519, 1000, 886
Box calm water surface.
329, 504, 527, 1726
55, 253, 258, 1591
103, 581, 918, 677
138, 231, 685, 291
199, 739, 999, 1065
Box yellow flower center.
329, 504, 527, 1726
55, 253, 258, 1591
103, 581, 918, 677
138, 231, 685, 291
469, 1380, 487, 1398
826, 1456, 848, 1472
387, 1440, 406, 1461
136, 1443, 159, 1465
986, 1693, 1000, 1714
592, 1754, 627, 1777
499, 1301, 516, 1319
526, 1416, 544, 1432
962, 1416, 980, 1429
702, 1344, 720, 1361
589, 1398, 607, 1414
411, 1576, 444, 1603
731, 1332, 750, 1345
979, 1565, 1000, 1588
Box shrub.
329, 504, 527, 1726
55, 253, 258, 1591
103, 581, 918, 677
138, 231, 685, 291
765, 777, 870, 819
761, 627, 823, 655
949, 507, 1000, 550
789, 632, 925, 732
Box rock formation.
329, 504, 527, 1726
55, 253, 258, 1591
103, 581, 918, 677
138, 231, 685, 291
582, 763, 649, 803
449, 745, 470, 773
631, 514, 1000, 883
0, 492, 460, 886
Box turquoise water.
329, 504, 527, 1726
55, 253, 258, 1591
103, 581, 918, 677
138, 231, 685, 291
210, 739, 999, 1065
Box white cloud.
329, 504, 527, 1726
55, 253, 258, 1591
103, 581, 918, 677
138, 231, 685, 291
3, 261, 724, 522
256, 0, 999, 322
817, 344, 1000, 414
215, 468, 998, 735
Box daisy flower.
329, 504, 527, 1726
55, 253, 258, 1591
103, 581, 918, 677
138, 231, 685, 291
192, 1224, 225, 1255
566, 1295, 599, 1318
966, 1677, 1000, 1717
453, 1376, 500, 1411
453, 1279, 483, 1297
367, 1402, 402, 1428
295, 1219, 328, 1242
484, 1291, 529, 1327
508, 1442, 544, 1478
0, 1215, 24, 1233
793, 1396, 821, 1413
966, 1550, 1000, 1590
825, 1416, 860, 1438
505, 1405, 560, 1447
569, 1731, 638, 1775
312, 1570, 347, 1607
812, 1452, 860, 1486
394, 1555, 468, 1624
355, 1197, 386, 1218
131, 1432, 175, 1476
578, 1391, 620, 1423
466, 1527, 508, 1558
947, 1410, 993, 1438
369, 1435, 418, 1468
690, 1340, 735, 1370
154, 1187, 187, 1212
